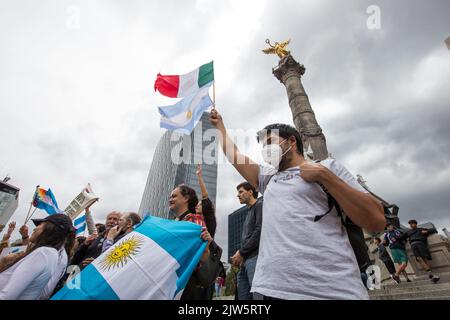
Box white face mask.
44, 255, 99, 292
261, 139, 292, 168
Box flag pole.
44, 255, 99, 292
24, 186, 38, 224
212, 81, 216, 109
25, 208, 37, 225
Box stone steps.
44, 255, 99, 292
380, 278, 446, 289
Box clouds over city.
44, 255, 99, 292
1, 0, 449, 254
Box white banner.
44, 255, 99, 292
64, 184, 99, 221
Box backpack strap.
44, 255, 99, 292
313, 183, 338, 222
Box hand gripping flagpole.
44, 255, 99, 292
26, 208, 38, 225
212, 81, 216, 110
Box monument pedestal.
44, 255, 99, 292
407, 234, 450, 276
266, 41, 450, 286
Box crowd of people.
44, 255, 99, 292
0, 109, 441, 300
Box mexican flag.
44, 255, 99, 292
154, 61, 214, 98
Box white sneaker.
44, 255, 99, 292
432, 275, 440, 283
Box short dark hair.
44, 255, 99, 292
127, 212, 142, 226
408, 219, 418, 225
236, 182, 258, 199
257, 123, 303, 155
374, 237, 382, 243
177, 184, 199, 213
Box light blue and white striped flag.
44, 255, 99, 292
74, 215, 86, 235
157, 82, 213, 135
51, 215, 207, 300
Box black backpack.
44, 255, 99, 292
313, 183, 372, 273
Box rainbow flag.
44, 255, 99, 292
154, 62, 214, 135
33, 186, 64, 215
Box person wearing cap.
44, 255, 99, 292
0, 214, 75, 300
0, 222, 16, 255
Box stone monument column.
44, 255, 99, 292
272, 54, 329, 161
262, 39, 327, 160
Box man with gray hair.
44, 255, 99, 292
232, 182, 263, 300
70, 211, 121, 269
102, 212, 142, 252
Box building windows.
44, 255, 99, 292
228, 206, 249, 262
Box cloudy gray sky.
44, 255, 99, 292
1, 0, 449, 257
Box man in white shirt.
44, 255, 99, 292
209, 109, 385, 300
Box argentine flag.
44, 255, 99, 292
74, 215, 86, 235
52, 216, 207, 300
158, 82, 213, 135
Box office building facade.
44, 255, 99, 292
138, 112, 218, 219
227, 205, 249, 262
0, 180, 20, 229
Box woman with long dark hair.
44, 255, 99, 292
169, 184, 222, 300
0, 214, 75, 300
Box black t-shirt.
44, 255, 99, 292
240, 198, 263, 259
70, 232, 106, 268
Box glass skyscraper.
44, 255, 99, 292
138, 112, 218, 219
227, 205, 249, 262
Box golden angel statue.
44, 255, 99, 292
262, 38, 291, 58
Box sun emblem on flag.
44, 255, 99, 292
186, 110, 192, 119
99, 235, 144, 271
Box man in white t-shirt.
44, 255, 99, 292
209, 109, 386, 300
